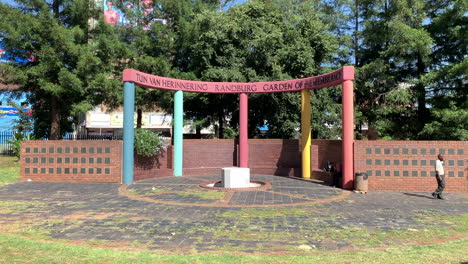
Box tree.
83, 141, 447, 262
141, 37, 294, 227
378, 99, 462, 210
0, 0, 110, 139
418, 100, 468, 140
354, 0, 433, 139
0, 0, 167, 138
186, 0, 338, 138
419, 0, 467, 140
93, 0, 235, 136
7, 101, 34, 134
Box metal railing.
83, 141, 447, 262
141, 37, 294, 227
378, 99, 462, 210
0, 130, 15, 156
0, 131, 124, 156
62, 134, 123, 140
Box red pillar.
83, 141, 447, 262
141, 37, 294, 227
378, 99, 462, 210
342, 80, 354, 190
239, 93, 249, 168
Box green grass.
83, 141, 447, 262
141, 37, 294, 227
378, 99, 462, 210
219, 208, 312, 218
0, 232, 466, 264
0, 156, 19, 185
177, 190, 226, 200
0, 196, 465, 255
127, 187, 168, 196
209, 213, 468, 251
213, 228, 305, 242
0, 201, 47, 214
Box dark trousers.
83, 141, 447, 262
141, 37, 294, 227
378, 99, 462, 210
333, 172, 342, 188
434, 175, 445, 198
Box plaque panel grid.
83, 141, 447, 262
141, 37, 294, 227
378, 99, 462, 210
21, 141, 122, 183
356, 141, 467, 193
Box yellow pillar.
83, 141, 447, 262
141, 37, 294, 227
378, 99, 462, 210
301, 90, 311, 179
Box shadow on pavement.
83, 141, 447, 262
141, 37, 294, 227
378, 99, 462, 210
402, 192, 434, 200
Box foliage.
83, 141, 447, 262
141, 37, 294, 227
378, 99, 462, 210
311, 87, 343, 139
6, 133, 34, 159
0, 0, 123, 139
6, 101, 34, 134
186, 1, 338, 139
346, 0, 467, 139
419, 101, 468, 140
1, 0, 465, 141
134, 129, 164, 157
351, 0, 431, 139
419, 0, 468, 140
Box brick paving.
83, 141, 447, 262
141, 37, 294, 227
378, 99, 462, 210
123, 175, 346, 207
0, 175, 467, 253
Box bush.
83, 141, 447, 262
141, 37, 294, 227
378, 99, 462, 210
6, 133, 35, 159
134, 129, 164, 157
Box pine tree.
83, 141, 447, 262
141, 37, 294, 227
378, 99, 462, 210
418, 0, 467, 140
355, 0, 433, 139
0, 0, 111, 139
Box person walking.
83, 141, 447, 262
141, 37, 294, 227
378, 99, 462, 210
432, 154, 446, 200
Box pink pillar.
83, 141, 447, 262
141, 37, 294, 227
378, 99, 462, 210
342, 80, 354, 190
239, 93, 249, 168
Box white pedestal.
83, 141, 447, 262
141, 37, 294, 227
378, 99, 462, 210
222, 167, 250, 188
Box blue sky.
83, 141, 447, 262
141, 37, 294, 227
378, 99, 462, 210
1, 0, 14, 5
225, 0, 247, 9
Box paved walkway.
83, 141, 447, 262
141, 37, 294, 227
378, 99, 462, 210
0, 175, 467, 254
122, 175, 348, 207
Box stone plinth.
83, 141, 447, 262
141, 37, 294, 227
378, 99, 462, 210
222, 167, 250, 188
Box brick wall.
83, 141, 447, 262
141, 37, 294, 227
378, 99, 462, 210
19, 139, 342, 184
179, 139, 340, 183
20, 140, 122, 183
134, 146, 173, 181
355, 141, 467, 192
183, 139, 237, 175
19, 139, 467, 193
247, 139, 341, 179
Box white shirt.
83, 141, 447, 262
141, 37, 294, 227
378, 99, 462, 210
435, 160, 444, 176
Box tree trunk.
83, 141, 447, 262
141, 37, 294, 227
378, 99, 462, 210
354, 0, 359, 66
49, 0, 60, 139
136, 108, 142, 129
218, 111, 224, 139
196, 125, 201, 139
416, 55, 428, 126
50, 97, 61, 140
52, 0, 61, 17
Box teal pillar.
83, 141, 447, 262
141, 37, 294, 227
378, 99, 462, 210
174, 90, 183, 176
123, 82, 135, 184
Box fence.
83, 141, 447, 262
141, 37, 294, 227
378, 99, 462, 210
0, 131, 123, 156
62, 134, 123, 141
0, 130, 15, 156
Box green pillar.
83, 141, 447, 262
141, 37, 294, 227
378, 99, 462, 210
174, 90, 183, 176
123, 82, 135, 184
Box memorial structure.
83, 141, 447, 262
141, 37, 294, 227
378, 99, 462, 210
122, 66, 355, 189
